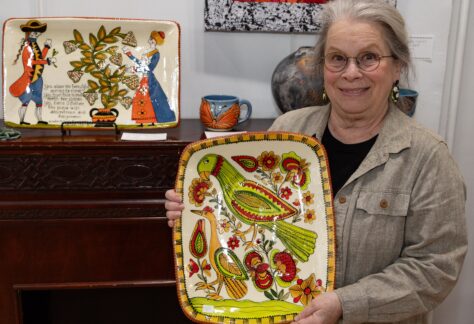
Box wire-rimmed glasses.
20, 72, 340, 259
323, 52, 394, 72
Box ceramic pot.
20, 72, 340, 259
271, 46, 327, 113
398, 88, 418, 117
90, 108, 119, 126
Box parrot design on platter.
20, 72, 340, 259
197, 153, 317, 262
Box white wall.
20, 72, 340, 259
0, 0, 453, 127
434, 1, 474, 324
1, 0, 472, 323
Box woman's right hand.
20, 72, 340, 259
165, 189, 184, 228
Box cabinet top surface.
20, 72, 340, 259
0, 119, 274, 147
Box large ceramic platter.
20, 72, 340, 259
174, 132, 335, 323
2, 18, 180, 129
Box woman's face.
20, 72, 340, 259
324, 19, 400, 121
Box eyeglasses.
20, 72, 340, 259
323, 52, 394, 72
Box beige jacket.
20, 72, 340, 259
269, 105, 467, 324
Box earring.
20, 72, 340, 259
390, 80, 400, 103
322, 88, 328, 102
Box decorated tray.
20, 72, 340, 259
2, 17, 180, 129
174, 132, 335, 323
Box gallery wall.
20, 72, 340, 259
0, 0, 454, 131
1, 0, 472, 323
435, 1, 474, 323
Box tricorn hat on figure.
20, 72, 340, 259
20, 20, 47, 33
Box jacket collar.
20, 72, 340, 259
312, 104, 331, 140
345, 103, 413, 185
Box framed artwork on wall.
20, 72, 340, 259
205, 0, 397, 33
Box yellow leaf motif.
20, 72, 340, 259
85, 64, 95, 73
110, 26, 121, 35
88, 80, 99, 90
95, 53, 107, 60
95, 44, 106, 51
73, 29, 84, 43
70, 61, 83, 68
79, 44, 91, 51
89, 33, 98, 47
97, 25, 106, 40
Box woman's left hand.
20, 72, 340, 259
292, 292, 342, 324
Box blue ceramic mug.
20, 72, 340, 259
200, 95, 252, 131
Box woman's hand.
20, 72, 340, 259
165, 189, 184, 228
292, 292, 342, 324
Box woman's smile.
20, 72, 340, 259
338, 86, 370, 96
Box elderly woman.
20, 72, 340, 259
165, 0, 467, 323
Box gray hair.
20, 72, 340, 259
314, 0, 412, 83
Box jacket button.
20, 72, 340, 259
380, 199, 389, 209
338, 196, 347, 204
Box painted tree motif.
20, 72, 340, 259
64, 25, 139, 122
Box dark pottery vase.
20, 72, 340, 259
271, 46, 328, 113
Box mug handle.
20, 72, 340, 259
237, 99, 252, 124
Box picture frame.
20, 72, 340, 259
205, 0, 397, 33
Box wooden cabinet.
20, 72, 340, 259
0, 119, 273, 324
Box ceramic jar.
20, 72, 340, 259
271, 46, 327, 113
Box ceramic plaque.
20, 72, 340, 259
174, 132, 335, 323
2, 18, 180, 129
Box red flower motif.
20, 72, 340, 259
273, 251, 297, 283
202, 259, 212, 277
280, 152, 311, 190
244, 250, 273, 291
258, 151, 280, 171
254, 263, 273, 290
227, 236, 240, 250
188, 179, 212, 206
304, 209, 316, 224
279, 186, 292, 199
187, 259, 199, 277
303, 191, 314, 205
290, 274, 324, 306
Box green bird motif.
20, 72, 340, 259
197, 153, 317, 262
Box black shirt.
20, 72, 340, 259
321, 127, 377, 195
